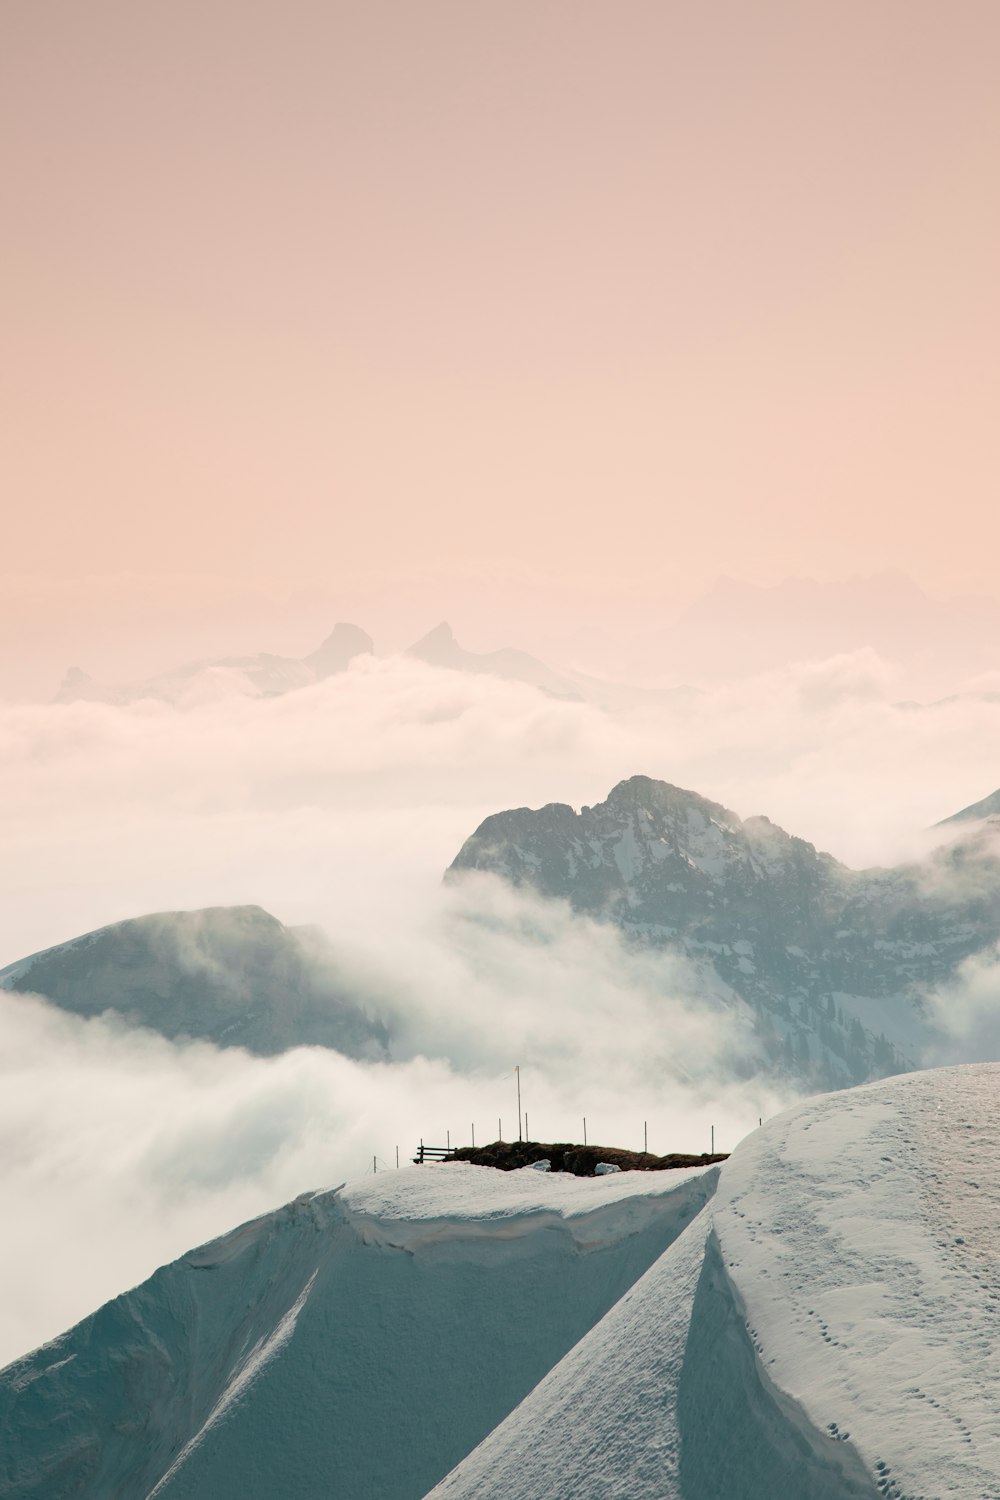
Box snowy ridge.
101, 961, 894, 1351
0, 1164, 716, 1500
430, 1065, 1000, 1500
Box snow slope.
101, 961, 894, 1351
431, 1064, 1000, 1500
0, 1163, 715, 1500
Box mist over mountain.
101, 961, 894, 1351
448, 775, 1000, 1090
406, 621, 583, 698
52, 613, 700, 715
0, 906, 387, 1060
53, 622, 374, 706
662, 573, 1000, 697
936, 785, 1000, 826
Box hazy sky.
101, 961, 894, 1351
4, 1, 1000, 629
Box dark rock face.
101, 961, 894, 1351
0, 905, 388, 1059
447, 776, 1000, 1090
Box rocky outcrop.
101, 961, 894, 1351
448, 776, 1000, 1089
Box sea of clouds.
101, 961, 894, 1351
2, 647, 999, 1363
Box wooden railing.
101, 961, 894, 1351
413, 1143, 454, 1164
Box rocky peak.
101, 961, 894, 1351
304, 623, 373, 677
407, 622, 462, 667
446, 775, 1000, 1092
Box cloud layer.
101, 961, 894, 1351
4, 648, 1000, 966
3, 649, 1000, 1364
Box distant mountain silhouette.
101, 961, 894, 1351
406, 622, 583, 699
407, 622, 697, 711
54, 623, 373, 705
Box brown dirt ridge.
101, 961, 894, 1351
443, 1140, 729, 1177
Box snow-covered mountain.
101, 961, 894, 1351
447, 776, 1000, 1090
5, 1065, 1000, 1498
431, 1063, 1000, 1500
0, 1161, 715, 1499
0, 906, 388, 1058
54, 622, 373, 705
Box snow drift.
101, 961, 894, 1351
7, 1064, 1000, 1500
432, 1064, 1000, 1500
0, 1162, 715, 1500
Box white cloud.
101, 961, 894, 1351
0, 973, 783, 1368
923, 944, 1000, 1065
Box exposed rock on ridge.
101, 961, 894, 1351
448, 775, 1000, 1089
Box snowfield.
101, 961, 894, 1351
0, 1162, 714, 1500
432, 1064, 1000, 1500
4, 1066, 1000, 1499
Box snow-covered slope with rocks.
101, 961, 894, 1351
0, 1163, 716, 1500
0, 905, 388, 1058
448, 776, 1000, 1090
431, 1064, 1000, 1500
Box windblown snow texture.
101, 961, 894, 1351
0, 1164, 715, 1500
431, 1063, 1000, 1500
448, 775, 1000, 1089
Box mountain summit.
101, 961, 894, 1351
448, 775, 1000, 1089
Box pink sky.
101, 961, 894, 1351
3, 1, 1000, 685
